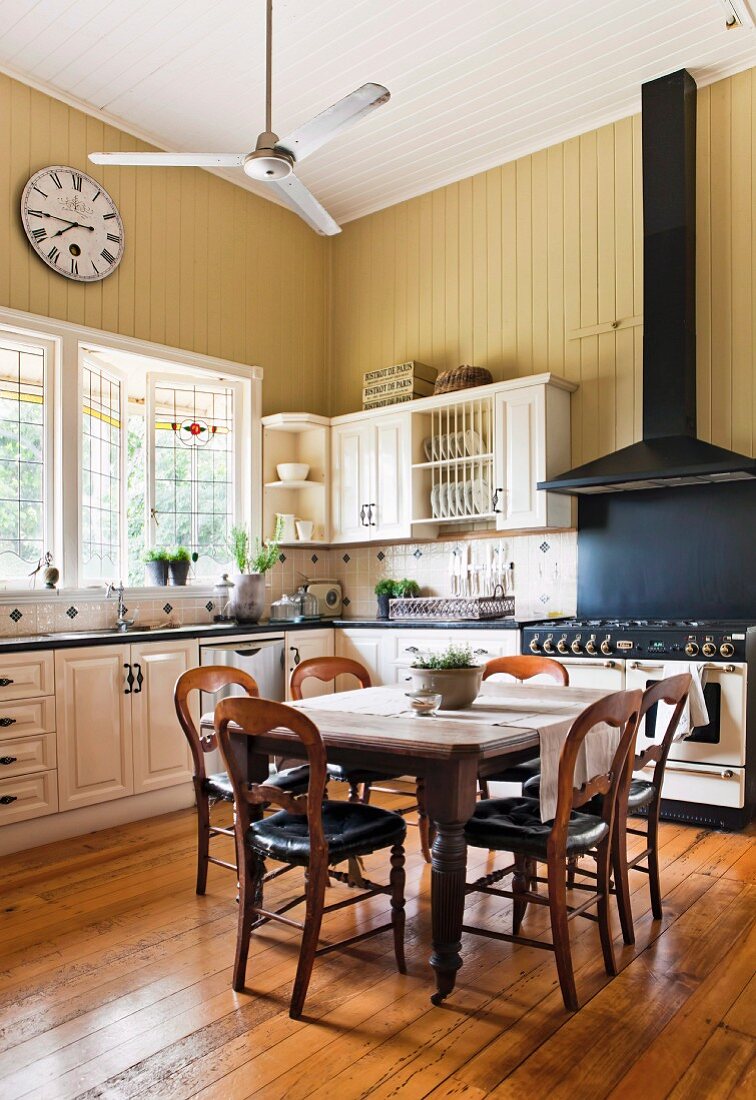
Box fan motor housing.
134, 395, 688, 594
243, 139, 294, 180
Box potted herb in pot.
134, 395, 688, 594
144, 548, 169, 586
396, 578, 421, 599
168, 546, 192, 586
227, 517, 283, 623
409, 643, 484, 710
374, 578, 398, 620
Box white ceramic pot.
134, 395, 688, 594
296, 519, 314, 541
229, 574, 265, 623
408, 666, 483, 709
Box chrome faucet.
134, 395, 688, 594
106, 581, 134, 632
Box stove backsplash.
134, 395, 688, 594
578, 479, 756, 621
0, 531, 577, 636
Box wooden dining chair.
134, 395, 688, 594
478, 655, 570, 798
174, 666, 310, 894
610, 673, 691, 944
291, 656, 433, 863
463, 688, 642, 1011
215, 695, 407, 1019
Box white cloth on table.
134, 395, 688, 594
654, 662, 709, 741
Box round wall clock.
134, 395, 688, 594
20, 165, 124, 282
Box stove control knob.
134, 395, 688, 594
585, 639, 597, 655
542, 636, 555, 654
571, 638, 583, 654
720, 642, 735, 658
701, 642, 717, 658
685, 641, 699, 657
557, 638, 569, 654
600, 638, 612, 655
529, 638, 541, 653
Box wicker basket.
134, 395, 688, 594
389, 594, 515, 621
434, 365, 493, 395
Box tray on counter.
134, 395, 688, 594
388, 594, 515, 621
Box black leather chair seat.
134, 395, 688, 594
326, 763, 403, 786
247, 800, 407, 866
465, 796, 609, 859
204, 764, 312, 802
484, 757, 541, 785
522, 774, 656, 811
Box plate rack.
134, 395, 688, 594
411, 394, 496, 524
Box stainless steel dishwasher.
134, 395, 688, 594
199, 635, 286, 707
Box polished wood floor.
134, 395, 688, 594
1, 788, 754, 1100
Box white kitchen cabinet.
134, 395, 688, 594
131, 639, 196, 794
331, 413, 411, 543
285, 629, 335, 700
336, 627, 520, 687
56, 645, 134, 810
336, 629, 394, 687
56, 638, 197, 810
493, 384, 572, 530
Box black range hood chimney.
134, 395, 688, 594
540, 69, 756, 495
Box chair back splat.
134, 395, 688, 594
290, 655, 371, 699
174, 665, 258, 780
215, 696, 329, 862
482, 655, 569, 685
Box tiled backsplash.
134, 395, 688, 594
0, 531, 577, 635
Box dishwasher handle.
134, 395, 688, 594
233, 648, 262, 658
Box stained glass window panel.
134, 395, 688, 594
0, 338, 46, 579
81, 363, 122, 582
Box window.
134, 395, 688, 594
80, 361, 124, 583
149, 378, 238, 581
0, 334, 50, 580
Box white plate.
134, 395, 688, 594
464, 429, 484, 456
472, 477, 490, 514
431, 483, 441, 517
423, 437, 434, 461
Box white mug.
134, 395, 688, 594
296, 519, 314, 541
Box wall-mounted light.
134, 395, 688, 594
718, 0, 755, 29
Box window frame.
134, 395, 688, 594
77, 354, 128, 587
145, 372, 245, 579
0, 305, 261, 597
0, 325, 58, 588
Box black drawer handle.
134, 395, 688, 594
0, 717, 16, 727
134, 663, 144, 694
0, 678, 14, 688
124, 663, 134, 694
0, 795, 17, 805
0, 756, 17, 766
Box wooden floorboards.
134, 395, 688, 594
0, 792, 753, 1099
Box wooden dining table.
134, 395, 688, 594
203, 679, 609, 1004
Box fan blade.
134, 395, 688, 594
275, 83, 390, 163
270, 174, 341, 236
88, 152, 247, 168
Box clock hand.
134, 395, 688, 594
27, 211, 85, 227
50, 221, 95, 238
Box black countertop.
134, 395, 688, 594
0, 616, 524, 654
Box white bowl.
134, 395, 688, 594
276, 463, 309, 482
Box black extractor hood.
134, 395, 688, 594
539, 69, 756, 495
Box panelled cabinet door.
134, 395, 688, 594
372, 415, 411, 540
494, 388, 545, 530
55, 646, 133, 810
331, 423, 372, 543
130, 640, 197, 794
285, 629, 335, 700
335, 630, 384, 688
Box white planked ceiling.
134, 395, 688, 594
1, 0, 755, 226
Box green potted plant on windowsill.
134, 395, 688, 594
143, 548, 169, 586
408, 643, 483, 709
227, 517, 283, 623
167, 546, 192, 586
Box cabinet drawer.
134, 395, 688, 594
0, 651, 55, 702
0, 733, 56, 778
0, 770, 58, 826
0, 696, 56, 740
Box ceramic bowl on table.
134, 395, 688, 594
276, 463, 310, 482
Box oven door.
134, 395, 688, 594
626, 660, 746, 767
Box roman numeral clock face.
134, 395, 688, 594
20, 166, 124, 282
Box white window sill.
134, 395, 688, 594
0, 585, 219, 603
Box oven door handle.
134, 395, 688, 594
629, 661, 737, 673
639, 760, 737, 780
572, 659, 618, 669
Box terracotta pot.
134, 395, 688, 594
408, 665, 483, 709
229, 574, 265, 623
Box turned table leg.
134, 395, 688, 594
424, 757, 478, 1005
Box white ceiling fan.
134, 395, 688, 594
89, 0, 390, 236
